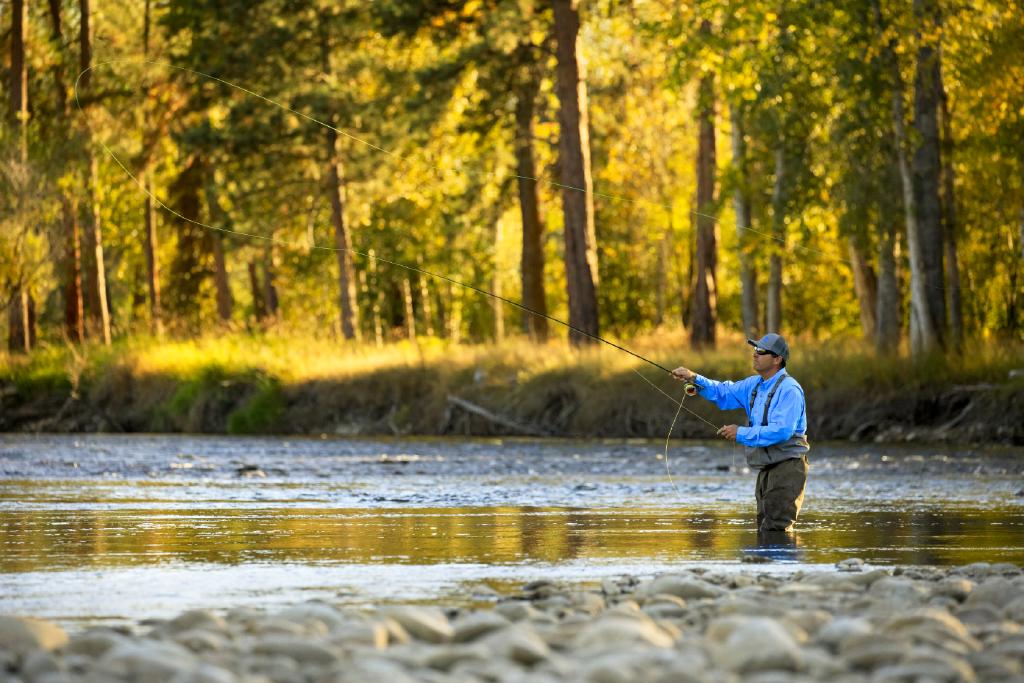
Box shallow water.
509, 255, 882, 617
1, 433, 1022, 629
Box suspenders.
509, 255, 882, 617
747, 373, 788, 427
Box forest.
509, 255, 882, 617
1, 0, 1022, 440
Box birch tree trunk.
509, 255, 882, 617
320, 16, 359, 341
731, 103, 758, 338
553, 0, 600, 345
873, 0, 940, 354
86, 153, 112, 345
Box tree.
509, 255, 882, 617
910, 0, 947, 352
689, 20, 718, 349
553, 0, 600, 345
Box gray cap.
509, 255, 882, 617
747, 333, 790, 361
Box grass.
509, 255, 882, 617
2, 330, 1022, 437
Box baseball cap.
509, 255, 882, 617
746, 333, 790, 361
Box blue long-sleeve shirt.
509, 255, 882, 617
692, 372, 807, 448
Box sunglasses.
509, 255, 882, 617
753, 347, 777, 356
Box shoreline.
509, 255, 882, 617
3, 336, 1023, 445
3, 561, 1022, 681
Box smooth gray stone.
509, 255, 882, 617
709, 617, 803, 673
479, 624, 551, 665
965, 577, 1019, 608
494, 602, 543, 622
645, 575, 727, 600
817, 617, 873, 650
66, 630, 126, 659
169, 663, 237, 683
839, 634, 908, 670
451, 611, 510, 643
868, 577, 930, 605
574, 615, 675, 650
172, 629, 229, 653
167, 610, 228, 635
250, 636, 340, 665
327, 620, 389, 649
277, 603, 347, 632
98, 640, 197, 682
378, 607, 453, 644
0, 617, 68, 657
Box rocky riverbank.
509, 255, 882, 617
3, 561, 1022, 682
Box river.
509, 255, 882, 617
1, 433, 1021, 630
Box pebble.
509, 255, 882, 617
3, 562, 1022, 682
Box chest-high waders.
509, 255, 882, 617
743, 373, 810, 470
745, 373, 810, 533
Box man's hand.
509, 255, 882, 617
717, 424, 739, 442
671, 367, 696, 382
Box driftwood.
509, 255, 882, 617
446, 395, 551, 437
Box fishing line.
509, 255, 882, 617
75, 59, 736, 489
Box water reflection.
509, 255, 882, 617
3, 502, 1023, 573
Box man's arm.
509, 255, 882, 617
672, 367, 752, 411
736, 383, 804, 447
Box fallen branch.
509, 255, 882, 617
446, 395, 550, 437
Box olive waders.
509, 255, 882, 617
744, 373, 810, 532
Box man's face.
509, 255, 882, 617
752, 346, 780, 373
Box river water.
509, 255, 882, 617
1, 433, 1022, 630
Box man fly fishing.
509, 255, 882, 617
671, 333, 809, 533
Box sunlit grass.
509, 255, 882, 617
2, 331, 1022, 391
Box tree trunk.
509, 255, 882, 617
401, 277, 416, 341
767, 146, 785, 332
730, 103, 758, 338
872, 0, 938, 354
79, 0, 92, 90
263, 244, 279, 319
248, 260, 267, 323
493, 220, 505, 343
7, 289, 29, 354
417, 265, 435, 337
326, 129, 359, 341
910, 0, 946, 352
447, 282, 463, 344
8, 0, 34, 352
848, 237, 878, 339
514, 68, 548, 341
655, 226, 670, 326
142, 0, 163, 337
320, 18, 360, 342
62, 196, 85, 342
12, 0, 28, 162
86, 153, 112, 345
690, 52, 717, 349
144, 175, 163, 335
937, 59, 963, 350
365, 251, 385, 346
202, 182, 233, 325
875, 219, 901, 353
553, 0, 600, 346
211, 233, 232, 324
168, 155, 208, 328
